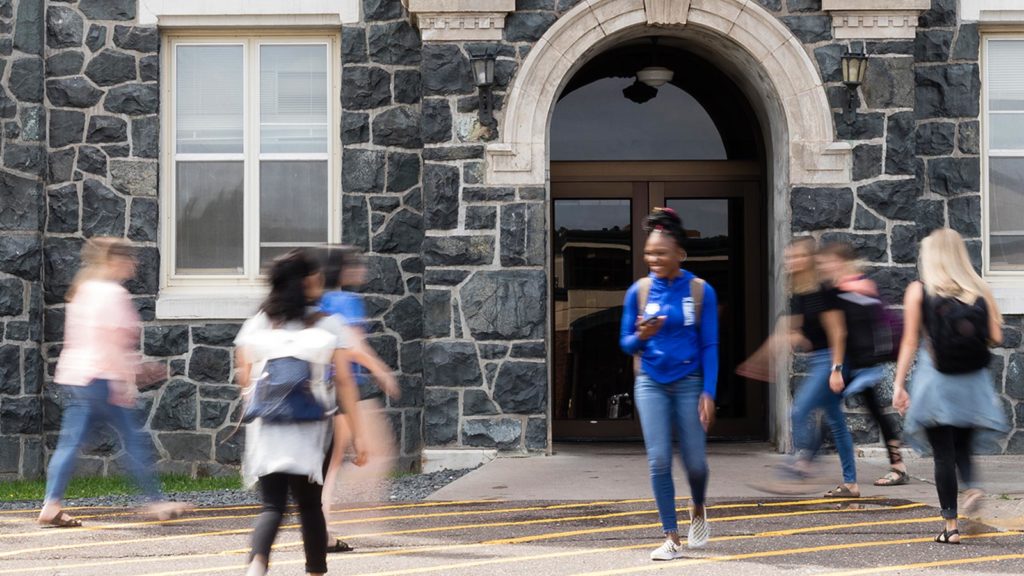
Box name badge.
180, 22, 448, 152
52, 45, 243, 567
644, 302, 661, 318
682, 297, 695, 326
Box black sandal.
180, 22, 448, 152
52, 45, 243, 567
935, 529, 960, 544
327, 538, 353, 553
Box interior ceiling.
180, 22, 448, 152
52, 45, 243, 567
557, 36, 764, 160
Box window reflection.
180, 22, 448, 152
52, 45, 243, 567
551, 78, 727, 161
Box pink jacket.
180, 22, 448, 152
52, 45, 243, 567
54, 280, 140, 406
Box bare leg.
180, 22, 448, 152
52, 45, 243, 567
322, 415, 353, 545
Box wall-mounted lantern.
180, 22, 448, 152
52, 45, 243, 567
471, 53, 497, 126
840, 48, 868, 121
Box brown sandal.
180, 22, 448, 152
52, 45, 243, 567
824, 485, 861, 498
38, 510, 83, 528
874, 468, 910, 486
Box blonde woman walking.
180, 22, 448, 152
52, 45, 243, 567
892, 229, 1009, 544
39, 238, 189, 527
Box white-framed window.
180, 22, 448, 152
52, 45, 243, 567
982, 36, 1024, 276
161, 32, 340, 292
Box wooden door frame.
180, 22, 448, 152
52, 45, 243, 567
550, 160, 768, 441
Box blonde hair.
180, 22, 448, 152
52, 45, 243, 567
919, 228, 1001, 322
66, 237, 134, 301
787, 236, 818, 294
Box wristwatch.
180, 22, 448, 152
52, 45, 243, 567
832, 363, 844, 373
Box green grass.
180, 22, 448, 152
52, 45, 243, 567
0, 474, 242, 502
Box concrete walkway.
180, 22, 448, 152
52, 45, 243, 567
431, 442, 1024, 529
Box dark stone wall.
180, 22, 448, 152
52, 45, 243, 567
773, 0, 1023, 453
0, 0, 46, 480
3, 0, 1024, 480
340, 1, 425, 470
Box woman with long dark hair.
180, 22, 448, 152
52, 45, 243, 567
892, 229, 1009, 544
235, 249, 365, 576
619, 207, 719, 560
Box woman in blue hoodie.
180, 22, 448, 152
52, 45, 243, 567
620, 207, 719, 560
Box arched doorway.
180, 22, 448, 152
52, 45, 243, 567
549, 40, 768, 440
484, 0, 852, 449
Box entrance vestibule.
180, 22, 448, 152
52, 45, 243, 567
549, 40, 768, 441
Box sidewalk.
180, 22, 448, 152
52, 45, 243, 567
430, 442, 1024, 529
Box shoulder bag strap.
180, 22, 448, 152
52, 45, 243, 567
690, 277, 705, 327
633, 277, 652, 376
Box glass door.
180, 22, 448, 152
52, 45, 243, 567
654, 182, 766, 438
551, 166, 766, 440
551, 183, 648, 439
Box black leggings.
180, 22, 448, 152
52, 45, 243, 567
856, 388, 902, 463
250, 473, 328, 574
924, 426, 975, 520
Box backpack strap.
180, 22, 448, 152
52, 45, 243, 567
633, 277, 652, 376
690, 277, 705, 327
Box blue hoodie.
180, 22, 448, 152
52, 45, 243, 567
619, 270, 719, 398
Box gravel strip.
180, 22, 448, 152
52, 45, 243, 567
0, 467, 476, 511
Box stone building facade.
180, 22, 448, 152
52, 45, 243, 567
1, 0, 1023, 480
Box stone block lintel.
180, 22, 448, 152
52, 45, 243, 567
823, 0, 931, 40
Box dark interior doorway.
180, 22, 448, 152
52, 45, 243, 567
549, 39, 768, 441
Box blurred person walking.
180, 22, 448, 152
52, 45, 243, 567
317, 246, 399, 553
620, 207, 719, 559
816, 242, 909, 490
761, 237, 858, 497
892, 229, 1009, 544
235, 249, 366, 576
39, 237, 190, 528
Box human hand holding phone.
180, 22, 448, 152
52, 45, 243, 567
635, 315, 666, 340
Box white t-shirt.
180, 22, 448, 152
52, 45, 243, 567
235, 311, 350, 487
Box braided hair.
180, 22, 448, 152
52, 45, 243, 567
642, 207, 687, 251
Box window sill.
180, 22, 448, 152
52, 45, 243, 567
156, 286, 267, 320
991, 281, 1024, 315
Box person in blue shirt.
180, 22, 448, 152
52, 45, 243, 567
316, 246, 399, 554
619, 207, 719, 560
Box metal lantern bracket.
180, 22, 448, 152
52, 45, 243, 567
471, 49, 497, 127
840, 45, 868, 124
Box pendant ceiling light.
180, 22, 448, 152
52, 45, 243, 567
637, 37, 674, 88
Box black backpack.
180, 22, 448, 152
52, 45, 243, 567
837, 290, 902, 368
923, 293, 991, 374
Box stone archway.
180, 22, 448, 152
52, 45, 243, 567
485, 0, 851, 187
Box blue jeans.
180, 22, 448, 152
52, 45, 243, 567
790, 350, 857, 484
634, 372, 708, 534
44, 379, 162, 503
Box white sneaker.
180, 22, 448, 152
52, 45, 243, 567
650, 538, 685, 561
688, 510, 710, 549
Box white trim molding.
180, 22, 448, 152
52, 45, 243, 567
139, 0, 361, 27
962, 0, 1024, 24
486, 0, 852, 187
404, 0, 515, 41
156, 287, 266, 320
823, 0, 930, 40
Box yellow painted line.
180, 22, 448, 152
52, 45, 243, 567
0, 497, 903, 562
131, 513, 995, 576
568, 531, 1024, 576
819, 552, 1024, 576
253, 498, 905, 553
0, 498, 623, 540
0, 496, 670, 558
22, 507, 941, 576
483, 503, 925, 545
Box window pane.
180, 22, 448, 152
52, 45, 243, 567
176, 46, 244, 154
989, 112, 1024, 150
260, 45, 328, 154
260, 161, 328, 265
551, 78, 727, 161
988, 40, 1024, 112
989, 157, 1024, 271
176, 162, 244, 274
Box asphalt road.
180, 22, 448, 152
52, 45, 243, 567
1, 496, 1022, 576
